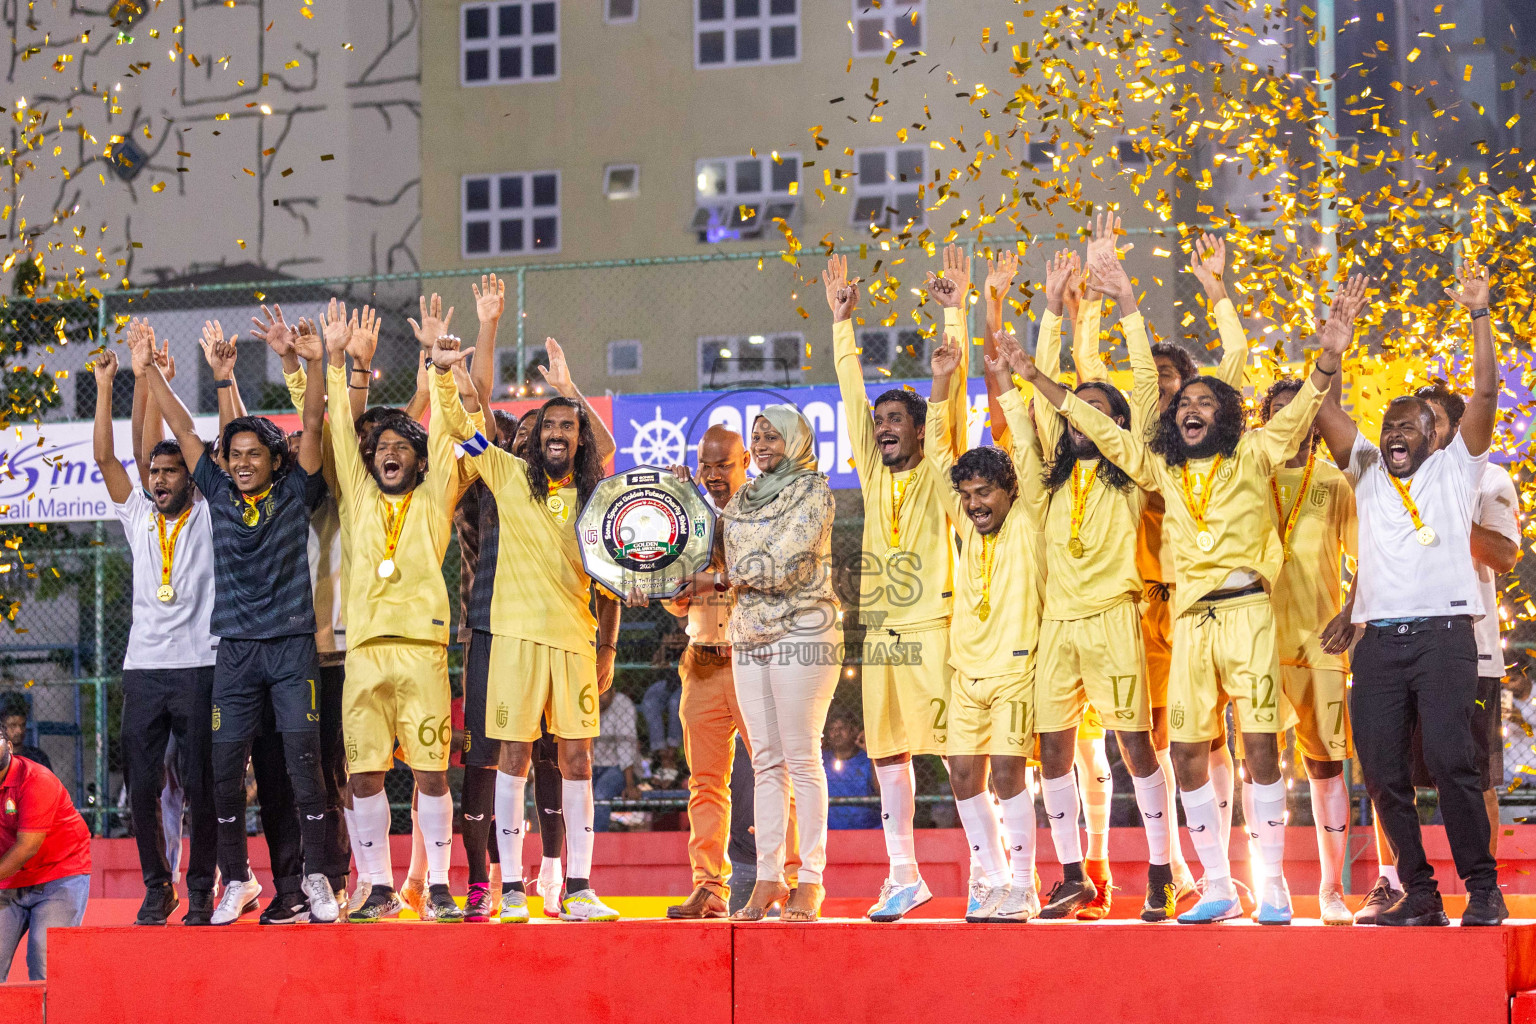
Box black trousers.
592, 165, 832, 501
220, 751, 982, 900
316, 664, 350, 885
251, 728, 303, 895
121, 667, 218, 892
1352, 617, 1497, 894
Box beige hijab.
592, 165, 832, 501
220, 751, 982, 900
734, 404, 820, 513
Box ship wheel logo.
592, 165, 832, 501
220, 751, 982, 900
621, 406, 690, 467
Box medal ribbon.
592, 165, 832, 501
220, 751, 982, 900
1270, 447, 1317, 560
889, 471, 913, 549
978, 532, 997, 617
156, 507, 191, 590
1179, 454, 1224, 538
241, 485, 272, 522
381, 492, 414, 565
1387, 472, 1428, 533
1069, 460, 1098, 549
548, 473, 574, 496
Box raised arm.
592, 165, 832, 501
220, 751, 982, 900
1029, 249, 1079, 454
1071, 266, 1106, 385
1086, 245, 1158, 445
126, 320, 158, 489
1445, 260, 1498, 456
320, 300, 368, 504
929, 243, 971, 457
198, 319, 243, 438
291, 319, 327, 476
539, 337, 615, 463
91, 349, 133, 504
141, 333, 175, 466
1189, 233, 1248, 389
406, 293, 455, 423
989, 352, 1047, 529
1313, 275, 1371, 465
824, 254, 879, 475
135, 325, 206, 470
346, 304, 380, 424
470, 274, 505, 410
925, 332, 965, 524
981, 247, 1020, 445
427, 333, 477, 505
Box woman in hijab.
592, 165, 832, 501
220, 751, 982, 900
721, 404, 841, 922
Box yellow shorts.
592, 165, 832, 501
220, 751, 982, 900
947, 664, 1035, 758
343, 639, 451, 773
1168, 592, 1291, 744
1282, 664, 1353, 762
861, 625, 952, 759
1141, 581, 1172, 708
1035, 602, 1151, 733
486, 635, 600, 742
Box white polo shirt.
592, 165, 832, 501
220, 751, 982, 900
112, 490, 219, 671
1472, 463, 1520, 676
1346, 431, 1486, 624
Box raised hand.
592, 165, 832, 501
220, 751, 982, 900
92, 347, 119, 387
1189, 232, 1227, 301
538, 337, 573, 394
984, 248, 1019, 300
1319, 274, 1370, 359
993, 329, 1037, 381
1063, 261, 1088, 321
982, 351, 1014, 393
293, 317, 324, 362
1444, 260, 1491, 310
822, 254, 858, 320
941, 242, 971, 300
473, 274, 506, 322
1085, 210, 1132, 269
199, 320, 237, 378
930, 337, 961, 378
347, 304, 380, 365
1043, 249, 1079, 313
126, 318, 154, 376
320, 297, 351, 357
407, 293, 455, 349
250, 303, 297, 358
154, 334, 177, 382
431, 332, 475, 371
1089, 246, 1136, 308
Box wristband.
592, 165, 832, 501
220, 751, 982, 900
1470, 307, 1490, 320
598, 642, 617, 653
348, 383, 370, 391
350, 367, 371, 376
713, 571, 728, 592
1314, 364, 1339, 377
215, 379, 233, 389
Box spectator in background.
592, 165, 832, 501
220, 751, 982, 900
641, 676, 684, 762
592, 688, 642, 832
0, 698, 50, 773
824, 712, 880, 830
0, 732, 92, 980
1505, 654, 1536, 802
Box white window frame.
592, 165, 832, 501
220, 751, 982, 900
605, 0, 638, 23
850, 0, 922, 57
461, 1, 561, 87
694, 0, 800, 69
461, 170, 562, 259
697, 332, 805, 387
855, 325, 928, 378
604, 163, 640, 200
850, 145, 925, 230
606, 339, 643, 377
692, 153, 799, 242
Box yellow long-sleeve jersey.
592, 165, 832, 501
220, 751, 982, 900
1267, 457, 1357, 670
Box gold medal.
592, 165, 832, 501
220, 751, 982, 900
377, 493, 413, 583
1068, 537, 1085, 559
377, 558, 396, 579
546, 494, 566, 515
1181, 457, 1224, 558
156, 583, 175, 604
155, 506, 191, 606
1196, 530, 1215, 552
1416, 525, 1436, 546
242, 505, 259, 527
1389, 474, 1437, 550
978, 598, 991, 622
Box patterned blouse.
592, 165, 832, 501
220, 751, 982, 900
723, 473, 840, 649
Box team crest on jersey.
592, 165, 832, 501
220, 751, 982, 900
1215, 464, 1236, 483
3, 798, 14, 816
1170, 704, 1185, 729
211, 706, 221, 731
1310, 486, 1327, 507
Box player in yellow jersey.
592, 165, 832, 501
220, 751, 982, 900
1259, 377, 1358, 925
925, 335, 1047, 923
1020, 257, 1367, 925
824, 247, 969, 921
438, 339, 624, 923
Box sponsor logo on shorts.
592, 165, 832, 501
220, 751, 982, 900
346, 738, 358, 763
1170, 704, 1185, 729
582, 718, 597, 728
211, 706, 221, 731
496, 704, 508, 728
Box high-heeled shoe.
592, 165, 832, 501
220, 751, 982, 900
782, 882, 824, 922
730, 881, 790, 922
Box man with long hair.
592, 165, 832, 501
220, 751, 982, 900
824, 245, 969, 921
440, 339, 623, 922
1019, 266, 1365, 925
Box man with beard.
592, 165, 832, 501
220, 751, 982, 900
924, 336, 1047, 923
1019, 265, 1365, 925
440, 340, 623, 922
824, 245, 969, 921
139, 313, 338, 926
1258, 377, 1358, 925
94, 333, 219, 926
1314, 262, 1507, 926
1000, 247, 1177, 923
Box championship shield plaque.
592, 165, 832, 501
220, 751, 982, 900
576, 467, 716, 601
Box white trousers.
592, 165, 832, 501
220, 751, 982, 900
733, 607, 842, 885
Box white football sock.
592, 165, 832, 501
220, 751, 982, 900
494, 772, 528, 884
1155, 746, 1187, 873
351, 791, 393, 888
1374, 823, 1401, 889
1380, 864, 1401, 889
562, 779, 595, 882
1180, 782, 1233, 897
417, 791, 454, 886
1041, 772, 1084, 865
874, 762, 920, 884
1076, 739, 1112, 862
999, 790, 1038, 889
1309, 775, 1349, 890
541, 856, 564, 884
1241, 780, 1262, 882
407, 804, 426, 883
1130, 770, 1171, 865
955, 793, 1009, 886
1209, 743, 1234, 859
1249, 778, 1289, 883
343, 806, 369, 887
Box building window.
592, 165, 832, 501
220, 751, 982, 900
1114, 136, 1148, 168
462, 1, 560, 86
851, 0, 921, 56
695, 0, 798, 68
692, 153, 798, 242
851, 146, 924, 229
462, 171, 560, 258
604, 164, 640, 199
698, 333, 804, 387
1025, 142, 1057, 167
606, 0, 637, 22
856, 327, 929, 379
607, 339, 643, 376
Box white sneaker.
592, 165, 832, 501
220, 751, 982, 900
965, 883, 1010, 923
498, 889, 530, 923
535, 863, 564, 919
559, 888, 620, 922
1319, 884, 1352, 926
346, 878, 371, 919
993, 884, 1041, 922
211, 878, 262, 925
303, 873, 340, 923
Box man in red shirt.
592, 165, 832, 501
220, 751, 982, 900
0, 733, 92, 979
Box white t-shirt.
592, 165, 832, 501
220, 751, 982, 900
1346, 431, 1486, 623
112, 489, 219, 671
1472, 463, 1520, 676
